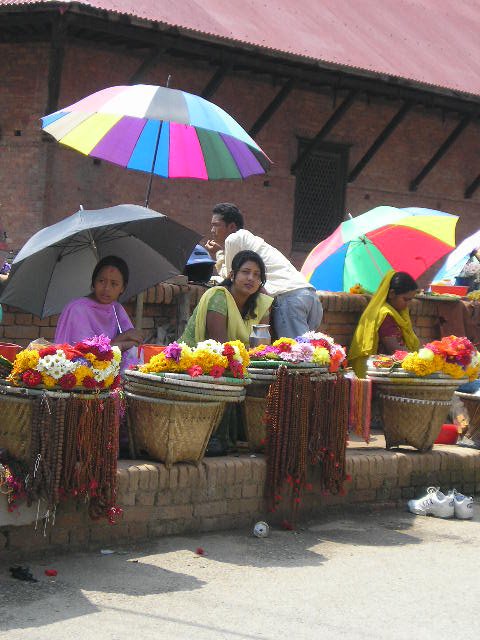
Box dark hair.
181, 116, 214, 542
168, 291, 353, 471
221, 250, 266, 319
91, 255, 129, 288
389, 271, 418, 295
212, 202, 244, 229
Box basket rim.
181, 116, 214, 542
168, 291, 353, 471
0, 382, 112, 399
125, 369, 249, 387
125, 390, 225, 406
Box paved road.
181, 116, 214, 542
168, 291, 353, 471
1, 504, 479, 639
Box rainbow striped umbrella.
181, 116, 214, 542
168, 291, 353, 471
41, 84, 271, 200
301, 206, 458, 292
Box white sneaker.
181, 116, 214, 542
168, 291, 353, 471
449, 489, 474, 519
408, 487, 454, 518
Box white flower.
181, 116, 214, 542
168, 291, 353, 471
112, 346, 122, 362
195, 340, 224, 354
302, 331, 334, 344
418, 348, 434, 361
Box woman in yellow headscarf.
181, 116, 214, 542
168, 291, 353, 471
349, 271, 420, 377
181, 250, 273, 347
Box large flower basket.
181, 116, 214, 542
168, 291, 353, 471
0, 386, 33, 463
125, 391, 224, 467
454, 392, 480, 442
367, 373, 465, 451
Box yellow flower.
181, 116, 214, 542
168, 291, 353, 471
465, 365, 480, 381
273, 337, 296, 347
401, 353, 436, 376
442, 362, 465, 379
41, 373, 57, 388
74, 365, 93, 385
84, 353, 96, 364
112, 346, 122, 362
92, 359, 110, 370
312, 347, 330, 365
104, 374, 115, 388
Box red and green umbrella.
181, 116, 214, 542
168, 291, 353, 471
301, 206, 458, 292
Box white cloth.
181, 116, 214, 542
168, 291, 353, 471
218, 229, 314, 296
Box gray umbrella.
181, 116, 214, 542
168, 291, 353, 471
0, 204, 201, 318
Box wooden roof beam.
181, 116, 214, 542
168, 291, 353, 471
201, 63, 232, 99
291, 90, 356, 174
348, 101, 412, 182
128, 49, 166, 84
409, 116, 471, 191
45, 13, 67, 116
249, 78, 295, 137
465, 173, 480, 199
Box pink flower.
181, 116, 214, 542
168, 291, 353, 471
164, 341, 183, 362
187, 365, 203, 378
229, 360, 244, 378
81, 334, 112, 353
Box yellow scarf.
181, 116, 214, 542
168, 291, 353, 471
348, 271, 419, 377
193, 286, 273, 347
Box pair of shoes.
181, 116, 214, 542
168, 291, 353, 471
407, 487, 474, 519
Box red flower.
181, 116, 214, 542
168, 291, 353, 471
22, 369, 42, 387
95, 350, 114, 362
82, 376, 97, 389
195, 547, 205, 556
59, 373, 76, 390
393, 350, 409, 362
310, 338, 331, 350
275, 340, 293, 353
112, 375, 122, 388
209, 365, 225, 379
223, 344, 235, 358
229, 360, 244, 378
187, 365, 203, 378
44, 569, 58, 577
39, 346, 57, 357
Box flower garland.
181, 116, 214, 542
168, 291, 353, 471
0, 461, 27, 512
7, 335, 122, 390
249, 332, 347, 373
140, 339, 250, 378
370, 335, 480, 381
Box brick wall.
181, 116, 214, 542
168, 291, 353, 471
2, 447, 479, 556
1, 41, 479, 271
0, 289, 446, 349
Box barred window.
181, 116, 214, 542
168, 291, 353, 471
292, 140, 349, 252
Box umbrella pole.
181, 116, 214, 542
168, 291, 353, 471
143, 120, 163, 209
361, 237, 384, 277
135, 291, 144, 330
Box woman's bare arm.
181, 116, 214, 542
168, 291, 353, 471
205, 310, 228, 343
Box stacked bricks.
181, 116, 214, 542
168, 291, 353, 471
1, 289, 445, 349
2, 446, 480, 556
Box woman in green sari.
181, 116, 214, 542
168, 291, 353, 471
181, 250, 273, 455
181, 250, 273, 347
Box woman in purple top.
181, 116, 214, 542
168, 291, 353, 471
54, 255, 143, 372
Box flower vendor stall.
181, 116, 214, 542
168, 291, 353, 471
245, 332, 347, 451
0, 335, 123, 527
367, 335, 479, 451
124, 340, 251, 467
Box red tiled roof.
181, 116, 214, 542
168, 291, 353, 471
2, 0, 480, 98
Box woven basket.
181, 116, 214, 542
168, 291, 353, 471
244, 383, 270, 451
371, 376, 460, 451
126, 391, 224, 467
124, 379, 242, 403
455, 392, 480, 441
0, 394, 33, 462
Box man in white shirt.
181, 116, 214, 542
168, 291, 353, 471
205, 202, 323, 338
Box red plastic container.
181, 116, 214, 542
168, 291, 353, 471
0, 342, 22, 362
137, 344, 166, 363
430, 284, 468, 296
434, 423, 458, 445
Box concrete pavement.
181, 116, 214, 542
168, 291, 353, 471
0, 503, 478, 639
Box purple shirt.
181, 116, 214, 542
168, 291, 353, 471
54, 297, 138, 372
